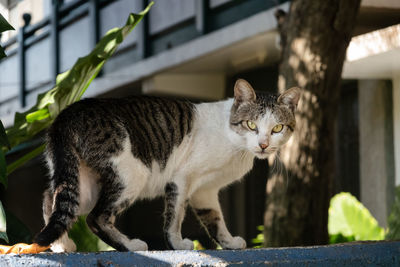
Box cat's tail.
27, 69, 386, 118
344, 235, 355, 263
34, 123, 80, 247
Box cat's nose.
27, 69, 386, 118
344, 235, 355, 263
259, 143, 268, 150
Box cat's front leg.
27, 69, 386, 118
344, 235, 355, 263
190, 188, 246, 250
163, 182, 194, 250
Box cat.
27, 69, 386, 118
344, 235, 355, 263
34, 79, 300, 252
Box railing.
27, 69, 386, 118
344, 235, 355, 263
0, 0, 115, 108
0, 0, 286, 114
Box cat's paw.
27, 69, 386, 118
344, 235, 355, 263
171, 238, 194, 250
50, 235, 77, 252
126, 239, 148, 251
222, 236, 246, 250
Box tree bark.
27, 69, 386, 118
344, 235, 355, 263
264, 0, 361, 246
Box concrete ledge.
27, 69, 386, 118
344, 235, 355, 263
1, 241, 399, 266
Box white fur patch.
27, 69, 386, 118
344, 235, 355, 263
111, 138, 150, 206
77, 162, 100, 215
50, 233, 77, 252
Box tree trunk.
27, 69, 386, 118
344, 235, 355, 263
264, 0, 361, 246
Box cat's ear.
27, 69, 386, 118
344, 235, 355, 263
234, 79, 256, 105
278, 87, 301, 111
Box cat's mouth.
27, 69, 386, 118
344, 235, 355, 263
254, 148, 277, 159
254, 151, 270, 159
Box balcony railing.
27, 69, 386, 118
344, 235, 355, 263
0, 0, 287, 116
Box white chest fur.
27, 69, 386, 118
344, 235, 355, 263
183, 100, 255, 193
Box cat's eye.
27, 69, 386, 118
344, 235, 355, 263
246, 120, 257, 131
272, 124, 284, 133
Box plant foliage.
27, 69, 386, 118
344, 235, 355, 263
252, 225, 264, 248
6, 2, 153, 151
0, 13, 14, 243
328, 192, 385, 243
68, 216, 114, 252
0, 209, 32, 245
0, 202, 8, 243
0, 2, 153, 246
0, 13, 14, 59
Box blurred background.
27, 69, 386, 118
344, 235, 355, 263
0, 0, 399, 250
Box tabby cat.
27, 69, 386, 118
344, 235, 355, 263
35, 79, 300, 252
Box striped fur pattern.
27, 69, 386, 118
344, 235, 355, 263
163, 182, 179, 249
35, 79, 300, 252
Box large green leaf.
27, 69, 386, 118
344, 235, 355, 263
5, 2, 153, 170
0, 150, 6, 187
0, 209, 32, 245
0, 13, 15, 59
0, 121, 10, 150
6, 144, 45, 176
328, 192, 385, 242
6, 2, 153, 148
0, 14, 14, 32
68, 215, 114, 252
0, 201, 8, 243
0, 120, 9, 187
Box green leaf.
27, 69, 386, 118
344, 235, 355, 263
0, 209, 32, 245
68, 216, 114, 252
0, 201, 8, 243
5, 2, 153, 154
25, 109, 51, 123
329, 233, 355, 244
0, 13, 14, 32
0, 120, 11, 151
6, 144, 45, 176
193, 240, 204, 250
328, 192, 385, 242
0, 150, 6, 187
0, 13, 15, 59
251, 225, 264, 248
6, 2, 153, 148
0, 46, 6, 59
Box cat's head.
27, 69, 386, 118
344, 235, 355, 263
229, 79, 300, 159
